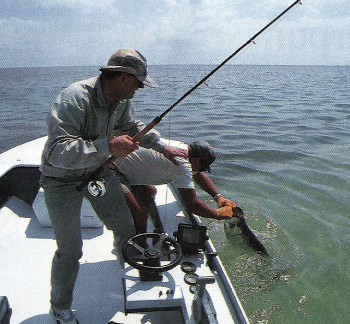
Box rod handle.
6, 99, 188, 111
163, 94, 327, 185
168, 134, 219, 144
132, 116, 162, 143
76, 116, 162, 191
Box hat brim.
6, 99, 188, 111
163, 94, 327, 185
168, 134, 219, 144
136, 75, 158, 88
99, 66, 158, 88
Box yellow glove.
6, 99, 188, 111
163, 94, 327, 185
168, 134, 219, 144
216, 195, 237, 208
216, 206, 235, 220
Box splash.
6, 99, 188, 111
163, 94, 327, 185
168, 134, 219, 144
205, 206, 303, 319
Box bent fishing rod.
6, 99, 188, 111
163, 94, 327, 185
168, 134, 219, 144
77, 0, 302, 192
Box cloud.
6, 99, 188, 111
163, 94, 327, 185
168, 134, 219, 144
0, 0, 349, 66
38, 0, 119, 16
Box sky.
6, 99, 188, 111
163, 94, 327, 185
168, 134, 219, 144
0, 0, 349, 67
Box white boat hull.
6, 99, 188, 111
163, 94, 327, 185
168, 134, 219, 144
0, 137, 249, 324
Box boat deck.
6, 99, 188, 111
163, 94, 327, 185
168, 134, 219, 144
0, 137, 248, 324
0, 188, 186, 324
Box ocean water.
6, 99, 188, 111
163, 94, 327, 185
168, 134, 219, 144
1, 65, 350, 323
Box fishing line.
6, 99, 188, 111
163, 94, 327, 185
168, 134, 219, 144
163, 106, 174, 228
76, 0, 302, 192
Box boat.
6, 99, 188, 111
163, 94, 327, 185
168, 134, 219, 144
0, 136, 249, 324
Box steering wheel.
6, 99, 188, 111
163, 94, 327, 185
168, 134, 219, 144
122, 233, 182, 272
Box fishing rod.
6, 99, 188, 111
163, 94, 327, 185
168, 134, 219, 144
76, 0, 302, 192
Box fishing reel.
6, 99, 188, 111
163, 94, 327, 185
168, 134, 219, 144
87, 178, 107, 197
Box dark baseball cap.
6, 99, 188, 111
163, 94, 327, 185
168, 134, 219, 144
190, 141, 216, 172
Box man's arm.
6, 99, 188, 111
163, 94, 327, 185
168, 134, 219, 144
192, 172, 237, 208
192, 171, 220, 198
45, 99, 111, 170
114, 104, 188, 165
178, 188, 236, 220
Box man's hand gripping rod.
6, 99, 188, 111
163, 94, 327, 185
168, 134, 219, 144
76, 0, 302, 192
75, 117, 161, 192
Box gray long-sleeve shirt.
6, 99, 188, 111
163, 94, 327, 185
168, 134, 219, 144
40, 75, 165, 179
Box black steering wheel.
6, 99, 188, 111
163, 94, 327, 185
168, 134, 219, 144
122, 233, 182, 272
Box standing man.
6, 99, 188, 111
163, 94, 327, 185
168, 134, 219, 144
40, 49, 186, 324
